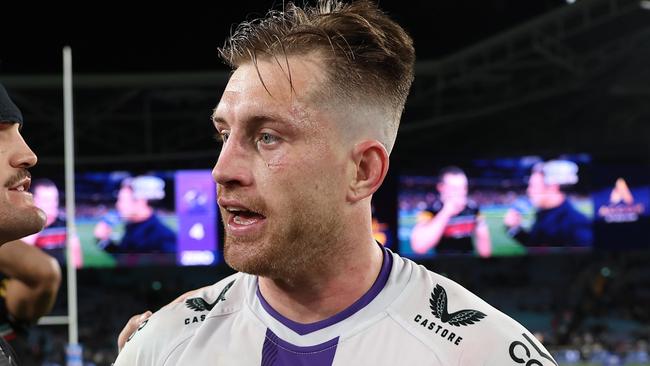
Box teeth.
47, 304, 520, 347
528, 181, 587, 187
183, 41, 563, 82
233, 215, 257, 225
15, 186, 25, 192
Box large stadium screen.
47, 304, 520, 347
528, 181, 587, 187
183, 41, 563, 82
71, 169, 219, 268
398, 155, 594, 259
27, 168, 395, 268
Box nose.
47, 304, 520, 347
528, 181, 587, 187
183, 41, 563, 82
212, 138, 253, 188
10, 127, 37, 169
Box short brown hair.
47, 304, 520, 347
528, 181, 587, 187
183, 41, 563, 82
219, 0, 415, 149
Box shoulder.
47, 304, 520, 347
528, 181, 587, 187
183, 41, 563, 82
386, 258, 556, 365
114, 273, 248, 365
566, 202, 589, 223
181, 273, 243, 316
150, 215, 174, 230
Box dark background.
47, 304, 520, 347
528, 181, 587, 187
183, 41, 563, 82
1, 1, 649, 364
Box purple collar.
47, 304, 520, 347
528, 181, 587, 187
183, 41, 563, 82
256, 245, 393, 335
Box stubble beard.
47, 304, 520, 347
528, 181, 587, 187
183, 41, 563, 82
0, 204, 45, 244
223, 198, 342, 284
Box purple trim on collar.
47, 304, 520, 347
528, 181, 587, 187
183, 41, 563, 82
257, 245, 392, 335
261, 329, 338, 366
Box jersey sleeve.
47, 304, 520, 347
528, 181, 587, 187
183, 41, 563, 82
114, 273, 243, 366
458, 314, 557, 366
113, 306, 179, 366
397, 265, 558, 366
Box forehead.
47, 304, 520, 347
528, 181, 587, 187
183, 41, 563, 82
442, 173, 468, 185
214, 55, 328, 124
529, 172, 545, 184
118, 186, 133, 196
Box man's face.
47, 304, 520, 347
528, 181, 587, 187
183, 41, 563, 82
116, 187, 141, 222
0, 122, 45, 243
212, 55, 350, 279
438, 173, 468, 205
34, 185, 59, 226
527, 172, 547, 208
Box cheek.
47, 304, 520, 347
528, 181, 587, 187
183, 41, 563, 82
259, 144, 294, 169
259, 141, 347, 197
264, 153, 286, 169
265, 152, 335, 190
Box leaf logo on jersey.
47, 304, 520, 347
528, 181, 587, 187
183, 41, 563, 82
185, 280, 235, 312
429, 284, 486, 327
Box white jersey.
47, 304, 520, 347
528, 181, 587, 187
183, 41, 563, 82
115, 247, 557, 366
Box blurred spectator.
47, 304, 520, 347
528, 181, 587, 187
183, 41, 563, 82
94, 176, 176, 254
504, 160, 593, 247
22, 179, 83, 267
410, 166, 492, 256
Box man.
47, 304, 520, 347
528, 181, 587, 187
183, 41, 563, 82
116, 2, 557, 365
22, 179, 83, 267
0, 83, 61, 363
504, 160, 593, 247
410, 166, 492, 257
94, 175, 176, 254
0, 84, 45, 244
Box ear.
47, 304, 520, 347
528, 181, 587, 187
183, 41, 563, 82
347, 140, 389, 203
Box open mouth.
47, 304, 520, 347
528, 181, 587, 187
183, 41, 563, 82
8, 178, 31, 193
225, 207, 266, 225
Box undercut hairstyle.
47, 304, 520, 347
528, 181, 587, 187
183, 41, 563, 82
219, 0, 415, 152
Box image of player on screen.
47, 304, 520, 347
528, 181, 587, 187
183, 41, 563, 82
504, 160, 593, 247
93, 175, 176, 254
410, 166, 491, 256
22, 179, 83, 267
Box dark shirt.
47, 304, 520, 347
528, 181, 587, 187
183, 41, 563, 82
0, 277, 24, 365
0, 277, 28, 339
33, 217, 67, 265
423, 199, 480, 254
0, 278, 15, 342
0, 336, 18, 366
106, 214, 176, 254
512, 199, 593, 247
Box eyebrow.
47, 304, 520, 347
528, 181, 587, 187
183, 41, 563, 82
211, 114, 226, 125
212, 113, 296, 130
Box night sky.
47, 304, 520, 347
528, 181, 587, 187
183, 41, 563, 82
1, 1, 564, 74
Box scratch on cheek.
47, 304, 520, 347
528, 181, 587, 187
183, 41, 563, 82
265, 157, 284, 169
264, 149, 290, 169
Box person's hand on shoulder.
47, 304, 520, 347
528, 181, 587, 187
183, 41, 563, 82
117, 285, 211, 352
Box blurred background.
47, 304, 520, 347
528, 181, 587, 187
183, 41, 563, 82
1, 0, 649, 364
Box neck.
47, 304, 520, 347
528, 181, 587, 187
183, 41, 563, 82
129, 206, 154, 223
258, 231, 384, 324
543, 194, 565, 210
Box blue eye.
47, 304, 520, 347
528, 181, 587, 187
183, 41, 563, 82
219, 131, 230, 143
259, 133, 278, 145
